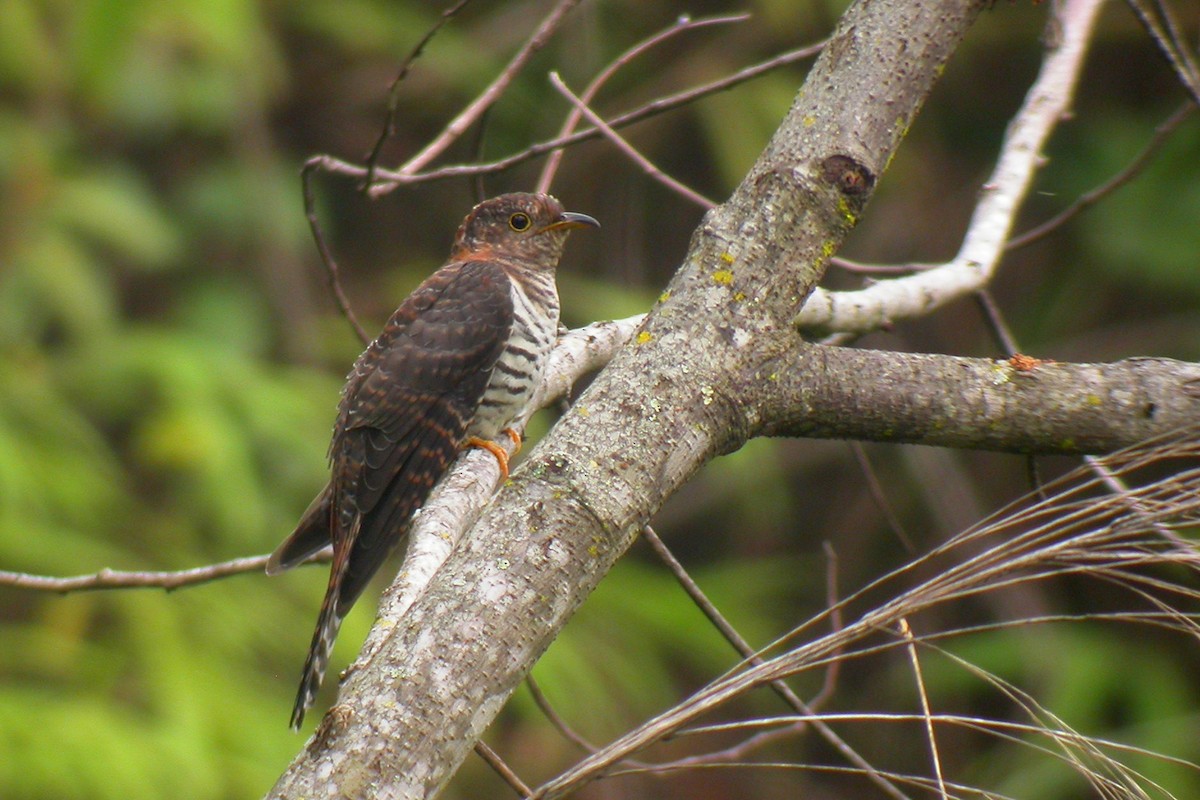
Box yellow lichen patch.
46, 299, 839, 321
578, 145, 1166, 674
658, 290, 671, 304
713, 269, 734, 285
636, 331, 653, 345
837, 197, 858, 226
1086, 394, 1103, 406
720, 251, 735, 264
803, 115, 816, 127
733, 291, 747, 302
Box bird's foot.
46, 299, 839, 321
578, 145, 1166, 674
466, 433, 518, 480
501, 427, 522, 455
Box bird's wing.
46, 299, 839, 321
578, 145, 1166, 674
332, 258, 513, 612
265, 482, 333, 574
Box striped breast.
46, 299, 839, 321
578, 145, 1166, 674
468, 266, 560, 441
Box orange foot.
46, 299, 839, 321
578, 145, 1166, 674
466, 428, 522, 480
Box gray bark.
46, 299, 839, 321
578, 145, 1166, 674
757, 350, 1200, 453
265, 0, 1200, 797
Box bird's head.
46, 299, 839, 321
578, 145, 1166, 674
450, 192, 599, 267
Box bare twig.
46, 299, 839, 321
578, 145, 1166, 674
302, 156, 371, 345
356, 42, 826, 189
536, 12, 749, 193
900, 619, 947, 800
973, 290, 1020, 357
525, 675, 600, 755
364, 0, 474, 189
549, 73, 716, 208
1124, 0, 1200, 106
828, 257, 929, 275
373, 0, 586, 193
849, 444, 914, 552
637, 720, 811, 774
470, 105, 493, 203
806, 542, 844, 711
474, 740, 532, 798
1008, 101, 1197, 251
0, 552, 327, 593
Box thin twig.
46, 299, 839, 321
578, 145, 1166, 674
1007, 101, 1197, 251
364, 0, 474, 189
639, 721, 811, 773
302, 156, 370, 345
1124, 0, 1200, 106
639, 526, 798, 703
828, 257, 930, 275
380, 0, 585, 188
525, 675, 600, 755
973, 290, 1020, 357
900, 619, 948, 800
806, 542, 844, 711
470, 105, 493, 203
359, 41, 826, 190
1083, 453, 1194, 553
536, 12, 750, 193
548, 73, 715, 208
849, 444, 915, 552
0, 551, 327, 593
475, 740, 533, 798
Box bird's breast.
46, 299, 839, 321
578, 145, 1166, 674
469, 270, 560, 440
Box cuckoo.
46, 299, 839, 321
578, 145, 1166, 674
267, 193, 598, 728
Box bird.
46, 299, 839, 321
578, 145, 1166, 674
266, 192, 598, 729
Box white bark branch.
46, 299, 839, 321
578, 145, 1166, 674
797, 0, 1105, 337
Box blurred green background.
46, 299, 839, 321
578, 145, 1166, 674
2, 1, 1198, 798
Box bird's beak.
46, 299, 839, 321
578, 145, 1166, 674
542, 211, 600, 232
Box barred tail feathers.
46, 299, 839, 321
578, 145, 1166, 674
288, 514, 354, 730
289, 586, 345, 729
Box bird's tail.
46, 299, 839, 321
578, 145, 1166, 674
290, 575, 345, 730
288, 530, 352, 730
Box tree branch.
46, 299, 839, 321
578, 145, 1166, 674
755, 350, 1200, 454
0, 555, 282, 593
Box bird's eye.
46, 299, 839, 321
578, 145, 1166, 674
508, 212, 532, 232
